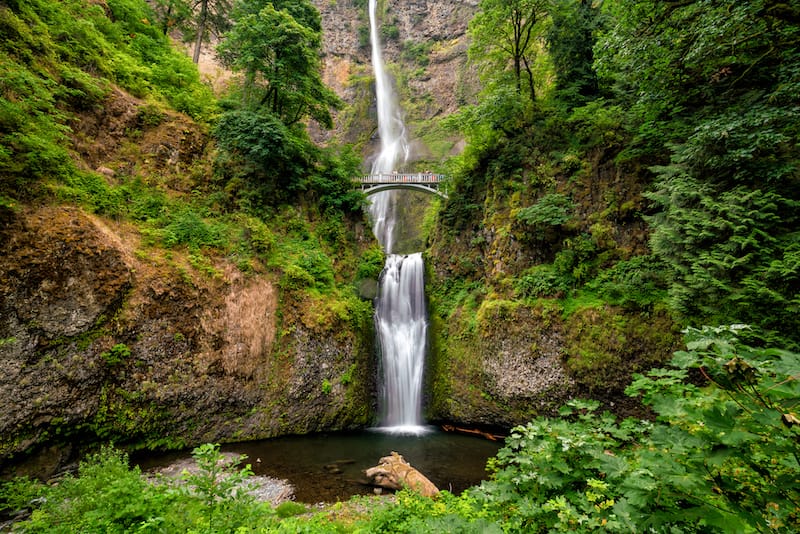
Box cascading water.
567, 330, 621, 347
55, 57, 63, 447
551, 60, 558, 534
368, 0, 409, 178
374, 253, 427, 431
367, 0, 429, 434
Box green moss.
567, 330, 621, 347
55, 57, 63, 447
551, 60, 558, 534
476, 299, 521, 335
562, 305, 678, 392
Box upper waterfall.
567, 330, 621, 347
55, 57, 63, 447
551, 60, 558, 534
368, 0, 409, 176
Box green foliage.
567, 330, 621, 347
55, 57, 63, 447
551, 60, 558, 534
400, 40, 432, 67
469, 0, 551, 103
214, 109, 310, 200
101, 343, 132, 366
0, 0, 215, 199
470, 399, 645, 532
274, 500, 308, 518
380, 22, 400, 41
585, 255, 669, 308
242, 215, 276, 255
463, 326, 800, 532
307, 145, 366, 215
321, 378, 333, 395
646, 167, 800, 346
545, 0, 601, 108
358, 489, 502, 533
622, 326, 800, 532
5, 444, 290, 532
516, 193, 573, 227
0, 476, 45, 518
181, 443, 259, 530
562, 306, 676, 393
13, 446, 176, 533
476, 299, 520, 332
514, 263, 570, 298
160, 207, 226, 250
217, 0, 338, 127
593, 0, 800, 347
540, 233, 598, 289
355, 245, 386, 281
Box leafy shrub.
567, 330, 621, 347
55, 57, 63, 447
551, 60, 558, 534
355, 245, 386, 281
380, 23, 400, 41
294, 249, 336, 290
274, 500, 308, 518
101, 343, 131, 366
401, 40, 432, 67
124, 180, 168, 221
515, 264, 570, 298
12, 447, 175, 533
516, 193, 574, 228
161, 208, 226, 249
587, 255, 669, 308
280, 263, 316, 291
242, 216, 276, 255
214, 109, 310, 203
469, 326, 800, 533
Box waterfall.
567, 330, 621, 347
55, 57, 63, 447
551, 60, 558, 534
374, 253, 428, 431
368, 0, 409, 177
367, 0, 428, 434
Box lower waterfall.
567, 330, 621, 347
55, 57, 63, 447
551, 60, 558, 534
373, 252, 428, 432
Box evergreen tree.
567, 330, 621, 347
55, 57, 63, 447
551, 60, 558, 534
597, 0, 800, 346
546, 0, 601, 108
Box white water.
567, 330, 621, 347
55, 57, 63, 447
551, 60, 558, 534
374, 253, 428, 432
367, 0, 429, 435
368, 0, 409, 177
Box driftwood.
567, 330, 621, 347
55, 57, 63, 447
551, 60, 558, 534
364, 451, 439, 497
441, 424, 504, 441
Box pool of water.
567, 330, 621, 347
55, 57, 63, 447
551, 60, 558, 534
138, 428, 503, 503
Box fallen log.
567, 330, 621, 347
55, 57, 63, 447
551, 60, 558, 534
441, 424, 504, 441
364, 451, 439, 497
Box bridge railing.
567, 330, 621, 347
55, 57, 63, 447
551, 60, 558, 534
357, 173, 447, 184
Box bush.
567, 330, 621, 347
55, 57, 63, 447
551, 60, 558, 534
515, 264, 570, 298
516, 193, 574, 228
587, 255, 669, 308
160, 208, 226, 250
469, 326, 800, 533
355, 245, 385, 281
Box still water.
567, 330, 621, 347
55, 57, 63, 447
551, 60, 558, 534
138, 429, 502, 503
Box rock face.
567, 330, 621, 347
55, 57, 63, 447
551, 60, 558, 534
313, 0, 480, 152
0, 205, 376, 478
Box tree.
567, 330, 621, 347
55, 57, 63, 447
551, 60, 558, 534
232, 0, 322, 34
152, 0, 231, 63
596, 0, 800, 346
546, 0, 601, 108
216, 1, 339, 127
469, 0, 550, 103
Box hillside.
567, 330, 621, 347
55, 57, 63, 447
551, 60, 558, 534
0, 0, 379, 478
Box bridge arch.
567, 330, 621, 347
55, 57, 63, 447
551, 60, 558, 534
354, 173, 449, 199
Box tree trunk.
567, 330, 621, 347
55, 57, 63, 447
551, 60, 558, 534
192, 0, 209, 64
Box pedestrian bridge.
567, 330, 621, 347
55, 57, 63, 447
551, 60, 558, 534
354, 173, 449, 199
